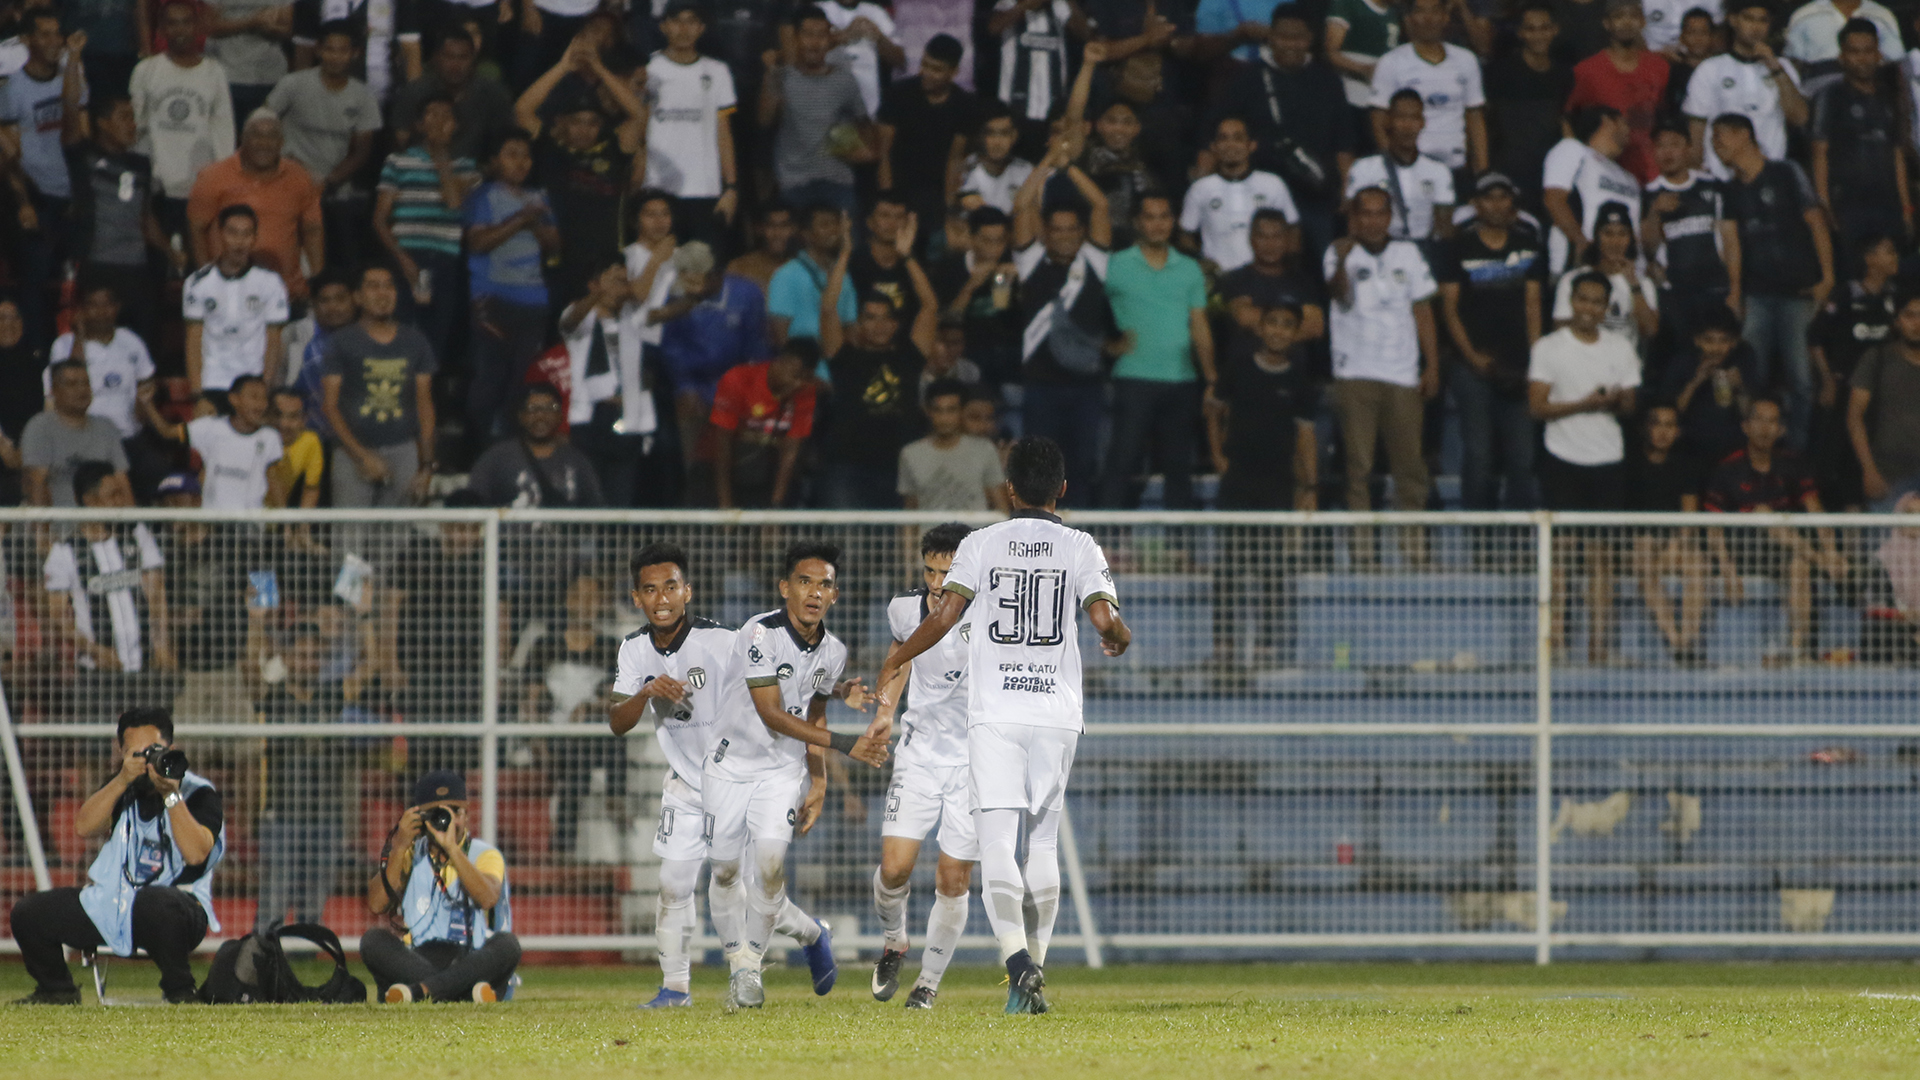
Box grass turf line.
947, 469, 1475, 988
3, 961, 1920, 1079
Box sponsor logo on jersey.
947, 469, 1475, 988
776, 662, 795, 681
748, 644, 765, 664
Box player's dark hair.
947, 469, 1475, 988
924, 378, 969, 407
791, 3, 829, 28
1264, 301, 1304, 322
1387, 88, 1424, 112
415, 92, 458, 121
801, 201, 843, 230
631, 541, 690, 584
782, 541, 842, 579
921, 522, 973, 558
72, 460, 119, 502
217, 203, 259, 229
50, 357, 87, 381
857, 290, 898, 316
317, 19, 362, 47
1133, 191, 1175, 218
76, 273, 120, 306
777, 336, 821, 367
1681, 5, 1716, 23
24, 9, 59, 33
356, 262, 399, 289
518, 382, 562, 410
631, 188, 677, 229
1005, 436, 1067, 508
1519, 0, 1557, 19
485, 127, 534, 163
1213, 114, 1251, 140
869, 189, 910, 215
88, 92, 132, 124
757, 199, 792, 223
1653, 116, 1691, 141
1570, 104, 1622, 143
117, 705, 175, 746
308, 265, 354, 296
1691, 304, 1742, 339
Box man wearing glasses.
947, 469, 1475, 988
465, 383, 606, 509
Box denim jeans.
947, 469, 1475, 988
254, 820, 342, 933
1022, 381, 1108, 509
1448, 362, 1537, 510
1742, 295, 1816, 453
1097, 378, 1202, 509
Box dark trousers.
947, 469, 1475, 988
671, 196, 728, 256
11, 885, 208, 997
19, 192, 68, 348
1448, 362, 1537, 511
396, 249, 467, 367
571, 401, 653, 507
467, 295, 550, 449
1022, 381, 1106, 509
360, 927, 521, 1001
1097, 378, 1202, 509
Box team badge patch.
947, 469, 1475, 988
959, 622, 972, 642
687, 666, 707, 689
812, 667, 828, 692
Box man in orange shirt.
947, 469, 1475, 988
186, 110, 326, 303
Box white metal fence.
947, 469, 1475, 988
4, 508, 1920, 965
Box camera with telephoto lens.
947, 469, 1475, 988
423, 806, 454, 833
141, 744, 190, 781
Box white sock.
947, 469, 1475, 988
873, 866, 911, 951
656, 858, 702, 992
1025, 807, 1063, 967
708, 859, 746, 964
741, 840, 790, 970
975, 808, 1028, 962
916, 891, 969, 990
773, 895, 820, 944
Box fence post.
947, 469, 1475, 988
1533, 514, 1554, 966
0, 675, 51, 892
480, 513, 501, 843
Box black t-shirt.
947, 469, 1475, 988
1435, 223, 1548, 387
1216, 263, 1324, 372
1703, 448, 1818, 512
1018, 246, 1116, 387
1485, 51, 1575, 203
1813, 280, 1897, 385
111, 779, 224, 882
847, 246, 921, 329
1809, 80, 1901, 209
535, 135, 633, 282
261, 682, 351, 819
826, 341, 926, 467
930, 252, 1020, 382
1550, 0, 1611, 64
1722, 161, 1822, 297
1212, 60, 1353, 200
1659, 342, 1761, 464
1645, 173, 1729, 292
1217, 351, 1316, 474
1626, 449, 1707, 511
875, 78, 979, 202
65, 143, 153, 268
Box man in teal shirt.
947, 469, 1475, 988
1098, 194, 1217, 508
767, 203, 860, 347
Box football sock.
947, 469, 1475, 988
708, 859, 746, 966
873, 867, 911, 951
1025, 806, 1063, 966
917, 890, 969, 989
976, 807, 1029, 962
742, 839, 790, 969
656, 858, 702, 993
774, 896, 821, 944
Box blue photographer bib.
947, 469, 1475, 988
399, 835, 513, 949
79, 771, 226, 957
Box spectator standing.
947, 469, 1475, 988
1180, 116, 1300, 273
760, 6, 875, 216
1683, 0, 1806, 178
267, 24, 384, 268
1552, 0, 1613, 63
467, 384, 605, 508
375, 95, 479, 351
849, 190, 924, 326
1324, 186, 1440, 562
463, 128, 558, 446
0, 10, 87, 345
321, 264, 437, 509
291, 0, 421, 104
767, 202, 858, 346
183, 206, 293, 407
1848, 292, 1920, 509
896, 378, 1008, 511
1641, 119, 1736, 348
1715, 112, 1833, 452
67, 94, 174, 347
132, 0, 236, 234
1784, 0, 1901, 84
1486, 4, 1574, 216
876, 33, 976, 240
709, 340, 820, 509
1100, 193, 1216, 509
205, 0, 293, 124
1810, 233, 1898, 507
1566, 0, 1670, 183
1325, 0, 1403, 118
930, 205, 1021, 389
1661, 304, 1761, 463
1437, 173, 1546, 511
1528, 271, 1640, 661
956, 103, 1036, 215
1208, 303, 1318, 510
1347, 89, 1456, 242
1542, 104, 1640, 273
292, 268, 357, 439
1646, 0, 1718, 54
389, 32, 512, 161
21, 361, 131, 507
1626, 404, 1710, 666
252, 623, 351, 934
559, 262, 655, 507
1552, 201, 1659, 348
1218, 209, 1326, 367
1808, 20, 1909, 280
1368, 0, 1488, 174
986, 0, 1086, 154
0, 300, 44, 506
728, 201, 796, 291
44, 465, 173, 678
186, 111, 326, 303
141, 374, 288, 509
644, 1, 740, 248
47, 283, 155, 442
656, 242, 768, 494
815, 0, 905, 118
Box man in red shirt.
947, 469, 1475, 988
1566, 0, 1670, 182
709, 340, 820, 509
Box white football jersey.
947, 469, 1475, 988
944, 510, 1118, 732
887, 588, 970, 769
182, 262, 290, 392
706, 608, 848, 782
611, 616, 743, 794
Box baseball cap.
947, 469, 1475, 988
156, 473, 200, 497
411, 769, 468, 806
1593, 201, 1634, 230
1474, 171, 1518, 197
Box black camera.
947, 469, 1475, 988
423, 806, 454, 833
142, 744, 189, 781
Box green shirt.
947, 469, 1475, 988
1104, 245, 1208, 383
1328, 0, 1400, 58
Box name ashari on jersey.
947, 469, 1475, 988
610, 617, 744, 793
944, 511, 1118, 732
705, 608, 849, 781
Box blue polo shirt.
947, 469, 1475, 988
1103, 245, 1209, 383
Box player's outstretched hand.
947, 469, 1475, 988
848, 734, 890, 767
644, 675, 689, 703
834, 677, 869, 712
863, 714, 893, 742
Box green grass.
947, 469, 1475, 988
5, 959, 1920, 1079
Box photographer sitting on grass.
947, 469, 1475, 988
10, 706, 225, 1004
362, 770, 520, 1003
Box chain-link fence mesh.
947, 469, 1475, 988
2, 510, 1918, 957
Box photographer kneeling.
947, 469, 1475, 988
10, 707, 225, 1004
362, 770, 519, 1003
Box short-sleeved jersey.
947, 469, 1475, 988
943, 509, 1118, 732
182, 263, 291, 392
706, 609, 849, 782
611, 616, 742, 794
887, 589, 970, 769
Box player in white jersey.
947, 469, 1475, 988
876, 437, 1131, 1014
867, 523, 977, 1009
706, 541, 888, 1010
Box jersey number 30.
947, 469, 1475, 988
988, 567, 1068, 646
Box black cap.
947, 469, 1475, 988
924, 33, 964, 65
411, 769, 468, 807
1593, 200, 1633, 230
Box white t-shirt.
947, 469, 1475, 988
182, 263, 291, 391
707, 609, 849, 782
887, 589, 970, 769
1643, 0, 1719, 52
959, 156, 1035, 214
1527, 325, 1643, 465
1552, 267, 1659, 349
187, 415, 284, 510
820, 0, 898, 116
1540, 138, 1643, 272
1345, 152, 1455, 240
44, 524, 165, 673
610, 617, 743, 795
644, 53, 737, 199
1180, 170, 1299, 271
1368, 42, 1486, 170
47, 329, 156, 439
623, 241, 679, 346
130, 53, 237, 199
1323, 239, 1438, 386
943, 510, 1118, 732
1683, 53, 1802, 178
1784, 0, 1902, 66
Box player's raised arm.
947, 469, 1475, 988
747, 683, 887, 766
875, 590, 968, 706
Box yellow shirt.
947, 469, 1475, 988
268, 430, 324, 505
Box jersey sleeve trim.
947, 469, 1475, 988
1082, 590, 1118, 610
944, 582, 977, 600
745, 675, 780, 687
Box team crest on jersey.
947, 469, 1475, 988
247, 295, 263, 313
700, 73, 712, 90
1649, 7, 1663, 18
959, 622, 971, 642
1209, 197, 1222, 209
776, 662, 796, 681
1722, 77, 1736, 89
811, 667, 828, 692
687, 666, 706, 689
203, 297, 218, 313
1391, 268, 1407, 283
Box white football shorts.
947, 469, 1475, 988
881, 760, 980, 860
968, 723, 1080, 815
652, 774, 709, 862
702, 767, 810, 862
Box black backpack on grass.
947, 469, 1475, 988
199, 923, 368, 1004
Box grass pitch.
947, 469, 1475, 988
4, 959, 1920, 1079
